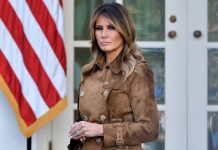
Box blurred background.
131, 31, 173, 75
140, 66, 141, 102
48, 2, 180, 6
0, 0, 218, 150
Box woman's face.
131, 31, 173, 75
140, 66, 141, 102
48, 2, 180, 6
95, 15, 124, 61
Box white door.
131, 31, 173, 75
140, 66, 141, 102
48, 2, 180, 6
188, 0, 218, 150
70, 0, 188, 150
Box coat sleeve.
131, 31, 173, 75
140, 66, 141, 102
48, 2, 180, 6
103, 65, 159, 147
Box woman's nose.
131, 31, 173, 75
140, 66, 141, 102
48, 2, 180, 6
101, 29, 109, 38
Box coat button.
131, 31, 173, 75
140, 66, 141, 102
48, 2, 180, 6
104, 81, 109, 85
96, 137, 102, 144
80, 91, 85, 97
82, 116, 88, 121
103, 90, 109, 96
100, 114, 106, 122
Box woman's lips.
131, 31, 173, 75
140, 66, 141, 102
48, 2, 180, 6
100, 42, 110, 46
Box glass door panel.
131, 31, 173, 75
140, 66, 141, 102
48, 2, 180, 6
124, 0, 165, 41
74, 0, 115, 40
208, 49, 218, 105
207, 1, 218, 149
208, 112, 218, 150
74, 48, 92, 102
142, 48, 165, 104
208, 0, 218, 41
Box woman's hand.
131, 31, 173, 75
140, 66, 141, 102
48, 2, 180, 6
69, 121, 103, 140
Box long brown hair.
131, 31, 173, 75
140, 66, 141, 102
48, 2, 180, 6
82, 2, 146, 81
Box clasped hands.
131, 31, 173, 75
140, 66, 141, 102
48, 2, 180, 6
69, 121, 103, 142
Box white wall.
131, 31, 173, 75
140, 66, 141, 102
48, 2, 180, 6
0, 91, 26, 150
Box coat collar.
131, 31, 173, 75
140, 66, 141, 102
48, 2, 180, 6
94, 47, 125, 74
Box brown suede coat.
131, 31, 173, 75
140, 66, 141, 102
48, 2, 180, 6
77, 52, 159, 150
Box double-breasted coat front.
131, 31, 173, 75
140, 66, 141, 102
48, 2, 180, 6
77, 51, 159, 150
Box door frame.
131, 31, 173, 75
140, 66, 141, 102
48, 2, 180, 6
188, 0, 218, 150
165, 0, 188, 149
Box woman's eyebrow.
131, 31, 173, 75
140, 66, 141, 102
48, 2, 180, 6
95, 24, 102, 27
95, 23, 113, 26
107, 24, 114, 27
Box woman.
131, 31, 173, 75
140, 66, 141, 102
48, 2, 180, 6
68, 2, 159, 150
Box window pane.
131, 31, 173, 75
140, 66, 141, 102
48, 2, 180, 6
74, 48, 92, 102
142, 48, 165, 104
208, 112, 218, 150
208, 49, 218, 105
124, 0, 165, 41
208, 0, 218, 41
74, 0, 115, 40
143, 111, 165, 150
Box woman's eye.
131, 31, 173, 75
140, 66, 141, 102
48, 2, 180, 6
95, 27, 102, 30
108, 26, 115, 30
